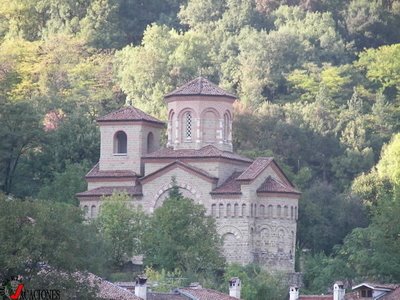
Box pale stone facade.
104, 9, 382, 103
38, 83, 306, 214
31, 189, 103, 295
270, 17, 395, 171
77, 77, 300, 273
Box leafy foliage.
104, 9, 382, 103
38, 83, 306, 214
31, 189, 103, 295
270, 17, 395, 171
96, 192, 149, 267
143, 185, 225, 275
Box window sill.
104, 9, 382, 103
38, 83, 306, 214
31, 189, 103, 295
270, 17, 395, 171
113, 153, 127, 156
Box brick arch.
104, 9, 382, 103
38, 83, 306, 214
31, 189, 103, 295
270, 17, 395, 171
153, 182, 201, 209
218, 225, 243, 240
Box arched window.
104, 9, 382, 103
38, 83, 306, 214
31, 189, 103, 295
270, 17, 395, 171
223, 112, 231, 142
291, 206, 294, 219
277, 205, 282, 218
260, 205, 265, 218
184, 111, 192, 140
114, 131, 127, 154
202, 110, 218, 142
284, 205, 289, 218
211, 204, 216, 217
83, 205, 89, 217
147, 132, 155, 153
219, 203, 224, 218
90, 205, 97, 218
169, 110, 175, 144
268, 205, 273, 218
234, 203, 239, 217
295, 206, 298, 220
226, 203, 232, 217
242, 204, 247, 217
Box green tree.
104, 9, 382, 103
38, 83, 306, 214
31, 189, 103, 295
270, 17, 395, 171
0, 100, 43, 194
0, 195, 106, 296
38, 162, 90, 205
143, 185, 225, 275
96, 192, 149, 267
223, 264, 287, 300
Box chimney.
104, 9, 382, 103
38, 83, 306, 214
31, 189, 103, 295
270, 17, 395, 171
333, 281, 345, 300
289, 286, 299, 300
229, 277, 241, 299
135, 275, 147, 300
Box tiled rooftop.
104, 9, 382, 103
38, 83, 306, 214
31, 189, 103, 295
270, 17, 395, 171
178, 287, 241, 300
88, 273, 141, 300
76, 185, 142, 197
143, 145, 252, 163
165, 77, 236, 99
86, 163, 137, 178
97, 106, 164, 124
211, 172, 242, 195
236, 157, 273, 181
257, 176, 300, 194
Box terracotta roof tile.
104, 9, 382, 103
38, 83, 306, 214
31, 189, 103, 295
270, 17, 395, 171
97, 106, 164, 125
86, 163, 137, 179
211, 171, 242, 195
87, 273, 141, 300
76, 185, 142, 197
236, 157, 273, 181
257, 176, 301, 194
179, 287, 241, 300
165, 77, 236, 99
143, 145, 252, 163
147, 292, 187, 300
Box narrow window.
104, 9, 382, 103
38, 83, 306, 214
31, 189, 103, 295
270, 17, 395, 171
83, 205, 89, 217
147, 132, 154, 153
291, 206, 294, 219
226, 203, 232, 217
90, 205, 97, 218
295, 206, 298, 220
211, 204, 217, 217
185, 112, 192, 140
277, 205, 282, 218
223, 112, 230, 142
268, 205, 273, 218
219, 203, 224, 218
114, 131, 127, 154
242, 204, 247, 217
284, 205, 289, 218
234, 203, 239, 217
260, 205, 265, 218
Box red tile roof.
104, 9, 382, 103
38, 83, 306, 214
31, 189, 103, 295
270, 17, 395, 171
76, 185, 142, 197
143, 145, 252, 163
147, 292, 187, 300
165, 77, 236, 99
179, 287, 241, 300
211, 172, 242, 195
141, 160, 218, 183
236, 157, 273, 181
97, 106, 164, 125
87, 273, 142, 300
257, 176, 301, 195
86, 163, 137, 179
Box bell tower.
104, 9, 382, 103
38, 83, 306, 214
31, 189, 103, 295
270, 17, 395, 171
165, 77, 236, 152
97, 106, 164, 175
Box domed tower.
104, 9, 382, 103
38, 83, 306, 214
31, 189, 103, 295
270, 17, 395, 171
165, 77, 236, 152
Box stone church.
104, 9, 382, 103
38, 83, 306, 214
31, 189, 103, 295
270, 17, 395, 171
77, 77, 300, 273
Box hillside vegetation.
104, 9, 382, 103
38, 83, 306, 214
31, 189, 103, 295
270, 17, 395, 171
0, 0, 399, 296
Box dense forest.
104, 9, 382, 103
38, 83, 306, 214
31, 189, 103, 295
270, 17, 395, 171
0, 0, 399, 298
